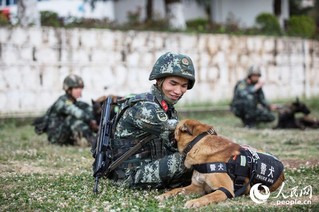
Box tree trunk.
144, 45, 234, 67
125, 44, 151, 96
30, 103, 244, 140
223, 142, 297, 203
164, 0, 186, 30
17, 0, 40, 27
145, 0, 153, 23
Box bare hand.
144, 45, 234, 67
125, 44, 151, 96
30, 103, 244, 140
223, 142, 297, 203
254, 80, 264, 90
269, 104, 277, 111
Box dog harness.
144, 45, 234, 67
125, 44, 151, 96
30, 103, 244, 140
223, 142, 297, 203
182, 128, 217, 155
183, 131, 284, 199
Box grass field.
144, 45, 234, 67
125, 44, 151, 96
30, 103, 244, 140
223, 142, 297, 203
1, 99, 319, 211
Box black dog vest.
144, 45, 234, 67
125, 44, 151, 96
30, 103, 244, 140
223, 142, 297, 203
193, 145, 284, 196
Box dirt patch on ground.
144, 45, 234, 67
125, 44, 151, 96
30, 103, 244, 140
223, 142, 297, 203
281, 159, 319, 169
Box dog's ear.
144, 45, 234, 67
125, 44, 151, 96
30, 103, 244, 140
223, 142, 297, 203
91, 99, 95, 104
179, 123, 193, 135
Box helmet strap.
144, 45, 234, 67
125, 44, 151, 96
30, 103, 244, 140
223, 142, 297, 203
66, 88, 72, 95
66, 88, 76, 101
156, 78, 165, 88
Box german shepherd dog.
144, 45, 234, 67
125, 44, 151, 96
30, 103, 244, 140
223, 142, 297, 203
275, 98, 318, 129
157, 119, 285, 208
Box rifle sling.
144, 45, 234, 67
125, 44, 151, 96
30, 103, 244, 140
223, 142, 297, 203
108, 134, 156, 173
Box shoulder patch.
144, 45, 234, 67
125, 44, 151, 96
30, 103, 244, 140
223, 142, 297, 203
238, 82, 246, 90
65, 100, 73, 105
156, 108, 168, 122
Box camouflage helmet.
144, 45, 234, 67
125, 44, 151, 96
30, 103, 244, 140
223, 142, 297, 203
63, 74, 84, 91
149, 52, 196, 89
247, 65, 261, 78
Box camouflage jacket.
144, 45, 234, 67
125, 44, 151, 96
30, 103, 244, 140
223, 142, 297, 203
114, 85, 178, 142
47, 94, 94, 123
231, 79, 270, 109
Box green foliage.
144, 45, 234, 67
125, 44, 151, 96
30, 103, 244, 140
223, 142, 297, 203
289, 0, 315, 16
40, 11, 61, 27
186, 18, 209, 32
64, 18, 113, 29
139, 19, 170, 31
286, 15, 316, 38
0, 13, 10, 26
256, 13, 282, 35
127, 7, 142, 26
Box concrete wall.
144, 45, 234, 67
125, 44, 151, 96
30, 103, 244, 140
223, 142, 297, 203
0, 26, 319, 116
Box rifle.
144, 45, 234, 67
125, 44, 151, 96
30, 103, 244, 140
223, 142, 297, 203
93, 96, 113, 194
92, 96, 157, 194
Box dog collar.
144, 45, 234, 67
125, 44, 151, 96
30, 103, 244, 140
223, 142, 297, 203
182, 128, 217, 155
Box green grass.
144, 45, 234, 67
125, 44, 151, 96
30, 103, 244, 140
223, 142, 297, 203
1, 102, 319, 211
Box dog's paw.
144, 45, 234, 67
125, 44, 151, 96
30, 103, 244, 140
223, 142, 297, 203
185, 199, 208, 208
155, 194, 169, 202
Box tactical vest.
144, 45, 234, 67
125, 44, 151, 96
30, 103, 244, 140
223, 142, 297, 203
109, 92, 176, 179
193, 145, 284, 197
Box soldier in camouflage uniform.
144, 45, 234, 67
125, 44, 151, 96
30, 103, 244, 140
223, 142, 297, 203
35, 74, 98, 146
230, 65, 277, 128
108, 52, 195, 189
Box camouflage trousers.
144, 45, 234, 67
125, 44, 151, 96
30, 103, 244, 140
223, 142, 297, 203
110, 152, 192, 189
232, 103, 275, 126
47, 116, 94, 146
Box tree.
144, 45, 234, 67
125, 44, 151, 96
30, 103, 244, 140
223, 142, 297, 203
194, 0, 211, 19
315, 0, 319, 26
289, 0, 314, 16
17, 0, 40, 27
164, 0, 186, 30
87, 0, 186, 30
145, 0, 153, 23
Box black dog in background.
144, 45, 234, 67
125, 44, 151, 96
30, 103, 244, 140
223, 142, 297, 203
91, 95, 123, 125
275, 98, 319, 129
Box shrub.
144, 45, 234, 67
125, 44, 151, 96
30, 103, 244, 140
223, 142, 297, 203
127, 7, 142, 26
186, 18, 209, 32
286, 15, 316, 38
255, 13, 281, 35
40, 11, 61, 27
0, 12, 10, 26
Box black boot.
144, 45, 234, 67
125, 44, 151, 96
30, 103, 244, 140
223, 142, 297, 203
243, 118, 256, 129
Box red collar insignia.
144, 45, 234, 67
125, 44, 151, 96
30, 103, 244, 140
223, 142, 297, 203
161, 100, 168, 112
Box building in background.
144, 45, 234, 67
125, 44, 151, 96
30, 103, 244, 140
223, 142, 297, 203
210, 0, 289, 28
1, 0, 291, 29
0, 0, 115, 24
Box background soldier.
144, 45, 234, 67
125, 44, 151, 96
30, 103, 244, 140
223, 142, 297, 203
107, 52, 195, 189
230, 65, 277, 128
34, 74, 98, 146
